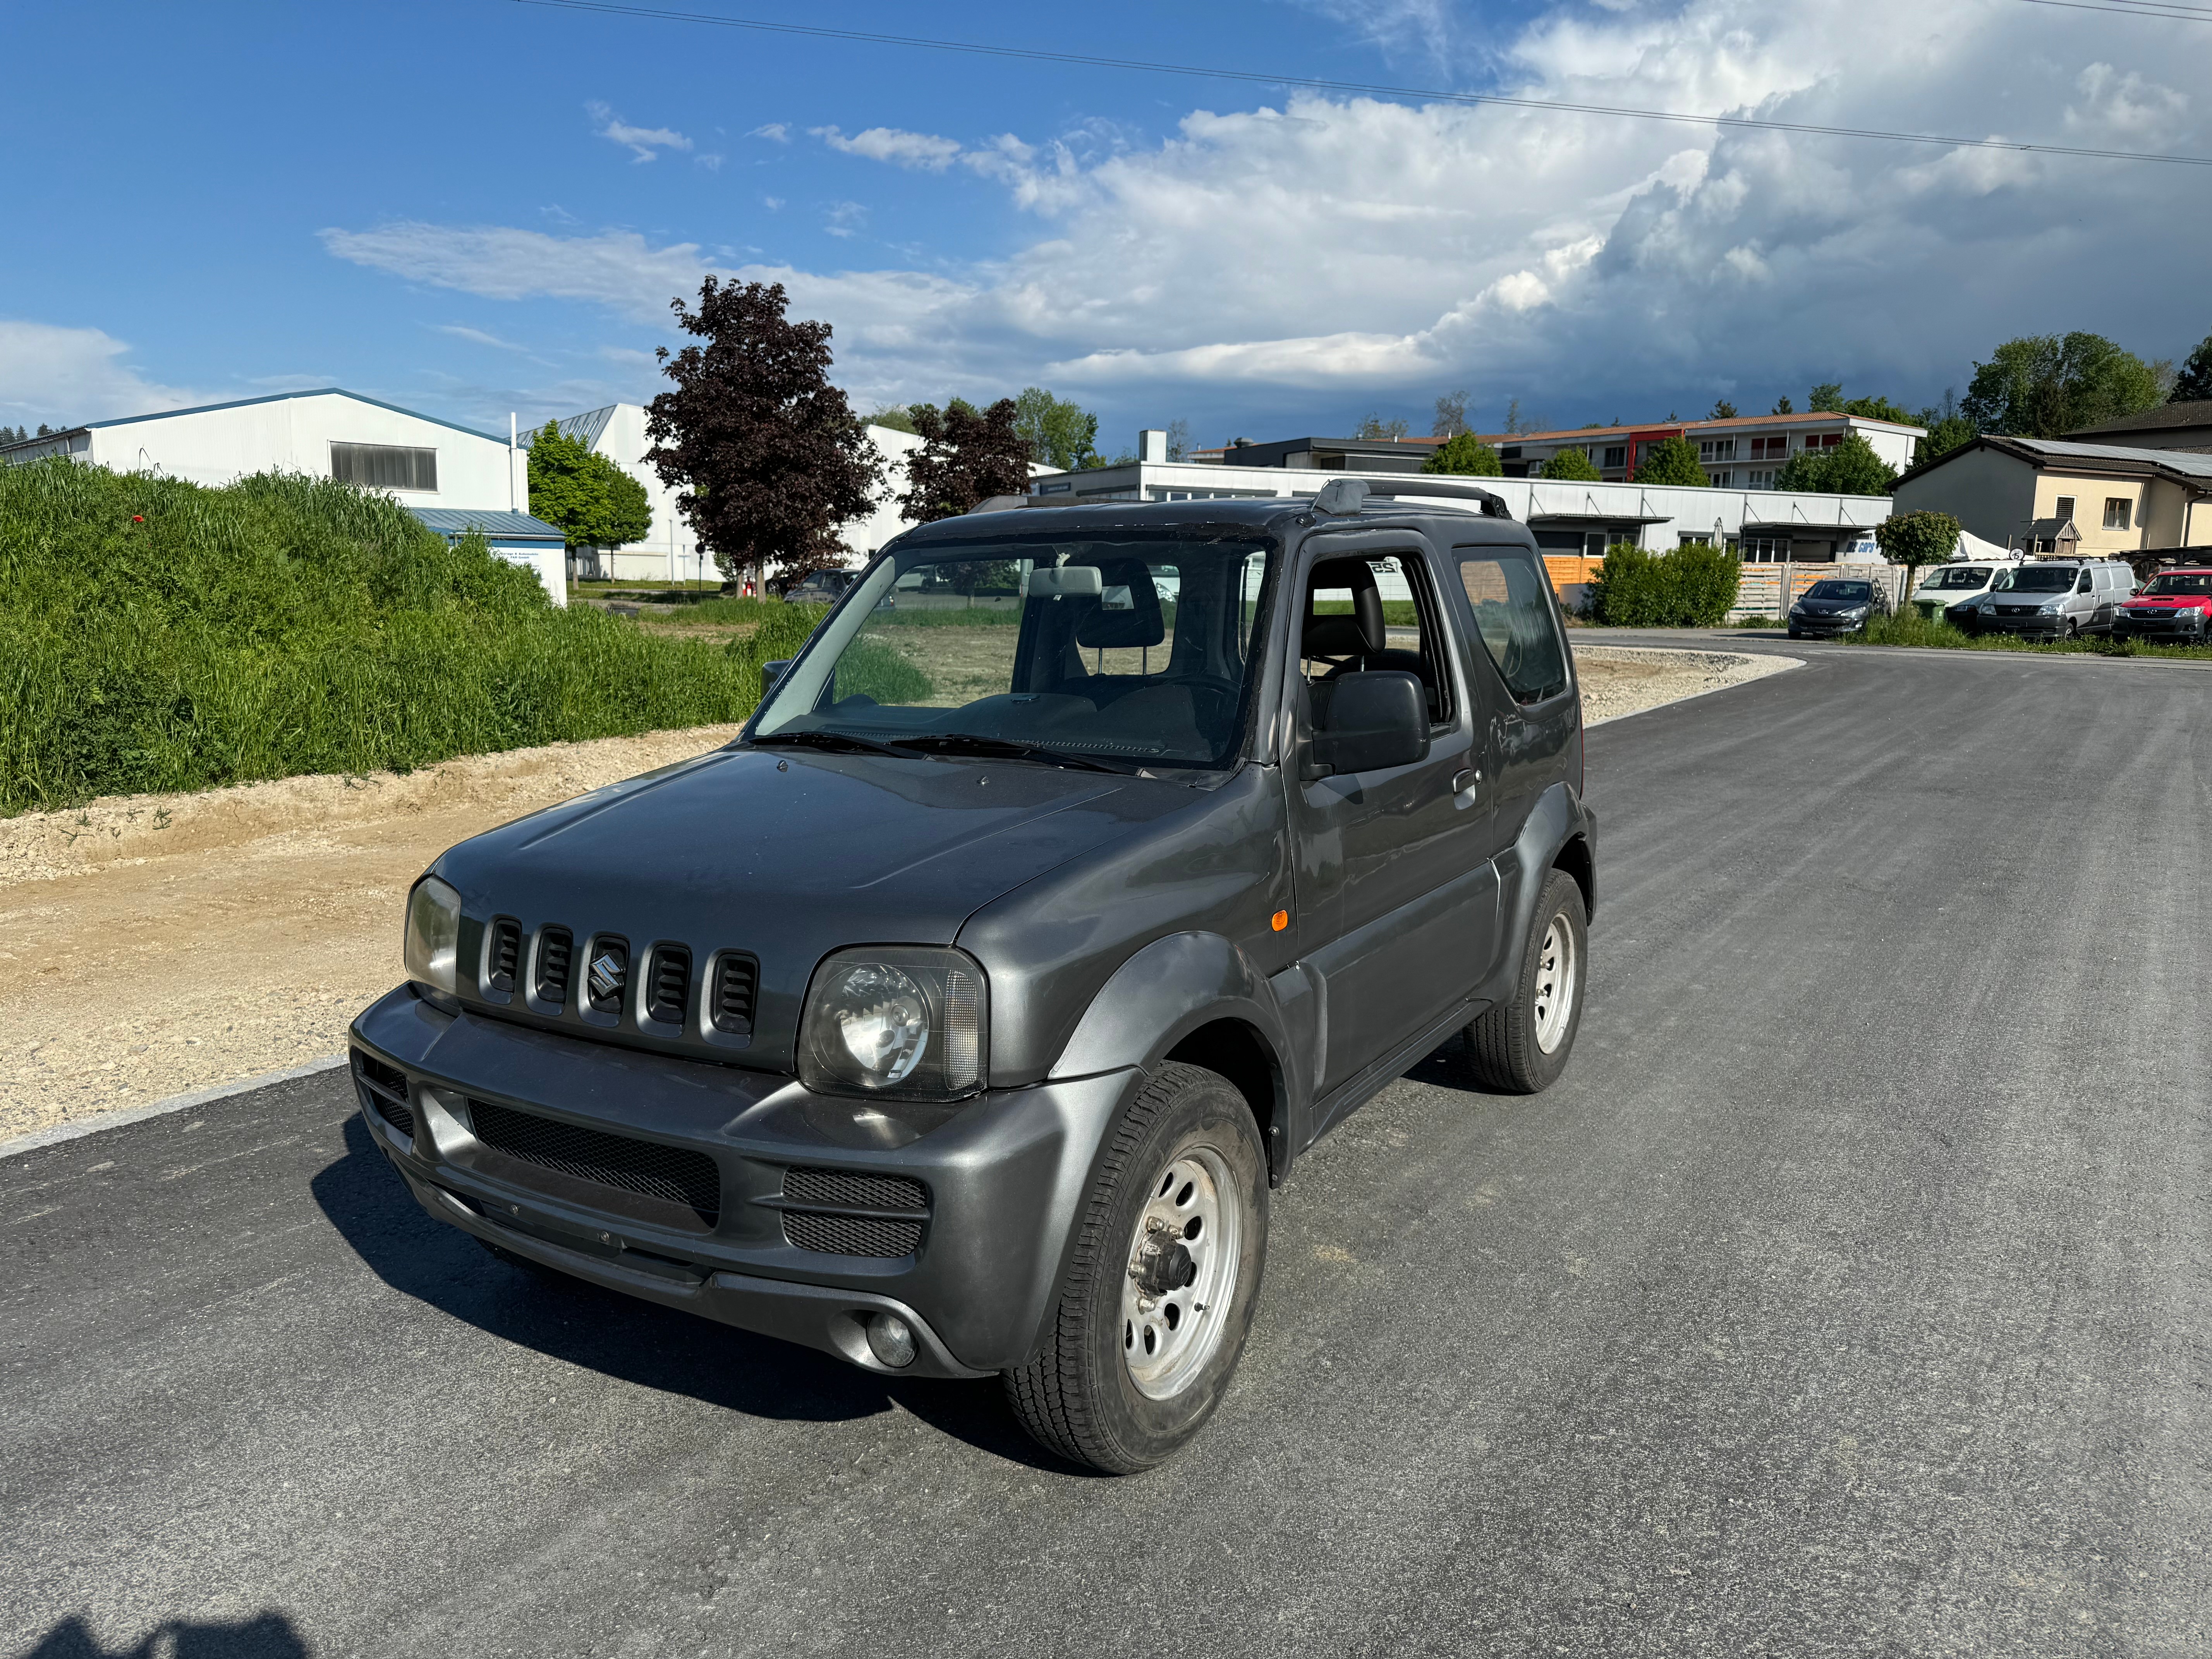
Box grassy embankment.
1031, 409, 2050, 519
1850, 608, 2212, 658
0, 460, 823, 816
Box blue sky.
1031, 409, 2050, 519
5, 0, 2209, 448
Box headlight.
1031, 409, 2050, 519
404, 875, 462, 1000
799, 946, 987, 1100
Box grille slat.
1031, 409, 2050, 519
535, 927, 574, 1008
711, 953, 757, 1036
468, 1100, 721, 1223
646, 945, 692, 1026
782, 1166, 929, 1213
783, 1211, 924, 1258
487, 918, 522, 993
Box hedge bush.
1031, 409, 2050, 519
1589, 541, 1741, 626
0, 459, 783, 814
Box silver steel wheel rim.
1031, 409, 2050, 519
1531, 915, 1578, 1054
1120, 1146, 1240, 1401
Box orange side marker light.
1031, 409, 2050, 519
1271, 909, 1290, 932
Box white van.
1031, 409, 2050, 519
1910, 560, 2019, 623
1959, 560, 2137, 641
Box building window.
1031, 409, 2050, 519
1749, 435, 1787, 460
331, 442, 437, 492
2104, 497, 2131, 531
1698, 438, 1737, 462
1602, 446, 1626, 468
1747, 469, 1774, 489
2054, 495, 2075, 523
1802, 432, 1841, 450
1705, 470, 1733, 487
1740, 535, 1790, 562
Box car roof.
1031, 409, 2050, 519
894, 495, 1509, 547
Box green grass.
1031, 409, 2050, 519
0, 459, 813, 816
1850, 609, 2212, 658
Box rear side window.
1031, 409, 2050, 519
1458, 552, 1570, 704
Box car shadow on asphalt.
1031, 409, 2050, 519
310, 1114, 1075, 1475
1398, 1031, 1511, 1094
17, 1612, 307, 1658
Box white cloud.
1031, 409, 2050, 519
695, 153, 724, 172
587, 100, 693, 163
0, 320, 201, 427
814, 125, 965, 171
823, 201, 868, 238
325, 0, 2212, 424
748, 122, 790, 143
435, 323, 531, 352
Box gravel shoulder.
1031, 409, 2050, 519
0, 647, 1785, 1143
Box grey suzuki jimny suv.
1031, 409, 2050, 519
350, 476, 1596, 1474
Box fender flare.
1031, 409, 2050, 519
1049, 930, 1300, 1093
1479, 781, 1595, 1005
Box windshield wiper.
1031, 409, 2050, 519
894, 733, 1142, 774
748, 729, 919, 758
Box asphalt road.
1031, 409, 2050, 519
5, 641, 2208, 1658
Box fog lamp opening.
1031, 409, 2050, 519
865, 1311, 917, 1369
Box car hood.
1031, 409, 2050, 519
428, 745, 1200, 1067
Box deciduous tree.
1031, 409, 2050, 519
2170, 334, 2212, 403
1422, 433, 1502, 476
525, 422, 651, 555
1432, 390, 1469, 438
1540, 447, 1601, 481
1355, 412, 1410, 440
1772, 433, 1898, 496
644, 277, 883, 590
1874, 510, 1961, 587
1634, 435, 1708, 487
900, 397, 1031, 523
1012, 387, 1100, 471
1962, 332, 2166, 436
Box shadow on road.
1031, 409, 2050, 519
18, 1613, 306, 1658
1399, 1030, 1511, 1095
309, 1115, 1073, 1474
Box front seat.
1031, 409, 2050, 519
1303, 557, 1440, 719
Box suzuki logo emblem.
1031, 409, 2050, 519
589, 951, 625, 1003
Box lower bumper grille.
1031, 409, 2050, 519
354, 1051, 416, 1139
467, 1100, 722, 1225
778, 1164, 930, 1258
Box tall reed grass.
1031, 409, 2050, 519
0, 460, 792, 815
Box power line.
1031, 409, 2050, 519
512, 0, 2212, 168
2014, 0, 2212, 19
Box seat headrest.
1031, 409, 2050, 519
1305, 558, 1385, 657
1072, 558, 1166, 649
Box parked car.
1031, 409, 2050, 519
349, 478, 1596, 1474
1787, 578, 1878, 638
782, 568, 858, 606
2112, 567, 2212, 644
1958, 560, 2135, 640
1908, 561, 2017, 624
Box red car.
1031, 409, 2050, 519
2114, 567, 2212, 644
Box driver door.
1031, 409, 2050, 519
1283, 540, 1501, 1109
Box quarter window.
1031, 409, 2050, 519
1458, 553, 1570, 705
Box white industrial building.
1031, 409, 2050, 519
1046, 430, 1895, 562
0, 388, 567, 601
528, 405, 928, 584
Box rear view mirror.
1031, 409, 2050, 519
1305, 671, 1429, 780
761, 658, 793, 697
1027, 566, 1104, 599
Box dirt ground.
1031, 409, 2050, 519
0, 646, 1786, 1143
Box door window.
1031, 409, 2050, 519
1298, 553, 1453, 725
1458, 553, 1571, 704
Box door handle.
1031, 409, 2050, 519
1451, 768, 1480, 809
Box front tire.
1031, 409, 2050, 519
1004, 1063, 1268, 1474
1467, 868, 1589, 1094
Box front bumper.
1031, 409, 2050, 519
349, 985, 1135, 1378
1974, 610, 2069, 637
1788, 614, 1865, 636
2113, 613, 2209, 642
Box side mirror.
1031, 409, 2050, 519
1305, 670, 1429, 780
761, 658, 793, 697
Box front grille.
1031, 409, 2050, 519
783, 1166, 928, 1212
354, 1052, 416, 1139
711, 953, 757, 1036
646, 945, 691, 1025
535, 927, 573, 1008
783, 1211, 924, 1258
468, 1099, 721, 1223
487, 918, 522, 993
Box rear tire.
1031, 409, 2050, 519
1004, 1063, 1268, 1475
1467, 868, 1588, 1094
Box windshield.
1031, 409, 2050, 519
750, 533, 1276, 769
2142, 572, 2212, 596
1921, 566, 1992, 591
1995, 565, 2076, 592
1805, 581, 1873, 601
